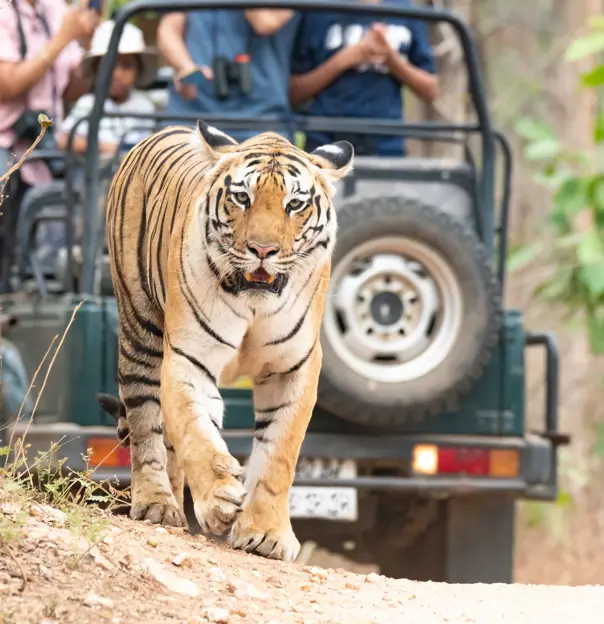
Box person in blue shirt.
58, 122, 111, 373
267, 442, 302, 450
290, 1, 438, 156
157, 9, 300, 142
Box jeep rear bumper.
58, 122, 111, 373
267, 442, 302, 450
6, 424, 559, 501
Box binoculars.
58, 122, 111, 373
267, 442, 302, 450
213, 54, 253, 100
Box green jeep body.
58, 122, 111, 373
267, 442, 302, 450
1, 0, 567, 584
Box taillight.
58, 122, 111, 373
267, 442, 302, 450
412, 444, 519, 478
87, 437, 131, 468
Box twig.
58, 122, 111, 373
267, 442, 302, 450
2, 543, 28, 592
0, 116, 53, 186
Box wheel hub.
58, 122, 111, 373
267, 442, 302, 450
324, 237, 463, 384
369, 291, 404, 327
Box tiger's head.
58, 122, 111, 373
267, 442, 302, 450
193, 120, 354, 296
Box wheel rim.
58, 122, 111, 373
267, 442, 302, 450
324, 236, 464, 384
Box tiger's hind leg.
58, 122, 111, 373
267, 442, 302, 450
118, 322, 186, 528
164, 430, 185, 512
97, 392, 184, 512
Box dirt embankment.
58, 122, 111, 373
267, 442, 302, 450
1, 500, 604, 624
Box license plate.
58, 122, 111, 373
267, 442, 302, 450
289, 458, 358, 522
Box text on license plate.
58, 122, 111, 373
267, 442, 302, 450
289, 458, 358, 522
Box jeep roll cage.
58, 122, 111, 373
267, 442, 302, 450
78, 0, 498, 294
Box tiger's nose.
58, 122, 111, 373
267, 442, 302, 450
247, 242, 280, 259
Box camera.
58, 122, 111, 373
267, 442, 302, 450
212, 54, 253, 101
12, 110, 64, 178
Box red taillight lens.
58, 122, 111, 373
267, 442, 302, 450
412, 444, 519, 478
87, 438, 131, 467
437, 447, 490, 475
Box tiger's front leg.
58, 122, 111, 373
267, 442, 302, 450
160, 337, 246, 536
229, 342, 322, 562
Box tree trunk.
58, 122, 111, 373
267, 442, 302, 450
406, 0, 473, 159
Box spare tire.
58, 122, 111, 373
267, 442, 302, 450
318, 194, 501, 425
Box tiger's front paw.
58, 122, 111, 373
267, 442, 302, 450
229, 515, 300, 562
192, 453, 246, 535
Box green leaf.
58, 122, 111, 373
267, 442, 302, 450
594, 113, 604, 143
587, 312, 604, 353
579, 261, 604, 296
525, 139, 561, 161
582, 64, 604, 87
577, 229, 604, 266
588, 15, 604, 30
554, 176, 587, 215
514, 117, 556, 142
37, 113, 52, 129
593, 421, 604, 457
565, 31, 604, 61
555, 490, 573, 508
506, 243, 542, 272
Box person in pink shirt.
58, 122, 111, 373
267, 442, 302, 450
0, 0, 100, 292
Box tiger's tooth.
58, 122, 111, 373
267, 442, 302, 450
245, 272, 253, 281
266, 275, 275, 284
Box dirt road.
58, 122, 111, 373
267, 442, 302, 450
1, 501, 603, 624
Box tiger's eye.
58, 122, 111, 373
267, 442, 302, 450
234, 192, 249, 203
287, 198, 304, 212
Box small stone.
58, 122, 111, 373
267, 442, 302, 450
306, 566, 328, 580
226, 579, 268, 600
207, 558, 218, 565
208, 566, 226, 581
154, 527, 168, 534
84, 593, 115, 608
266, 575, 283, 587
345, 581, 360, 590
103, 536, 114, 545
335, 568, 346, 574
365, 573, 381, 583
141, 558, 200, 597
172, 552, 193, 568
90, 546, 116, 571
30, 504, 67, 525
202, 606, 230, 623
300, 584, 311, 591
39, 565, 52, 579
147, 537, 159, 548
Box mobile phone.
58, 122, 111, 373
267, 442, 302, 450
179, 68, 208, 90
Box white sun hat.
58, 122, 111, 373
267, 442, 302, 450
82, 20, 159, 89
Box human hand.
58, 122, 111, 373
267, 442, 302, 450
343, 25, 393, 68
174, 65, 213, 101
58, 0, 100, 45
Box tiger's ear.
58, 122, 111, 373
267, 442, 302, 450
195, 120, 238, 161
310, 141, 354, 181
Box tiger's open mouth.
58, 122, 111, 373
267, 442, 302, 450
244, 267, 275, 285
231, 268, 287, 294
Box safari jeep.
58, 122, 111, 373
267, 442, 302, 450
0, 0, 568, 583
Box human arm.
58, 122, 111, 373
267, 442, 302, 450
157, 12, 196, 76
384, 53, 438, 101
289, 26, 393, 108
374, 22, 438, 102
63, 63, 93, 103
289, 45, 362, 108
0, 2, 98, 101
157, 12, 213, 100
244, 9, 294, 36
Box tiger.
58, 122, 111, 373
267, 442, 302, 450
102, 119, 353, 562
